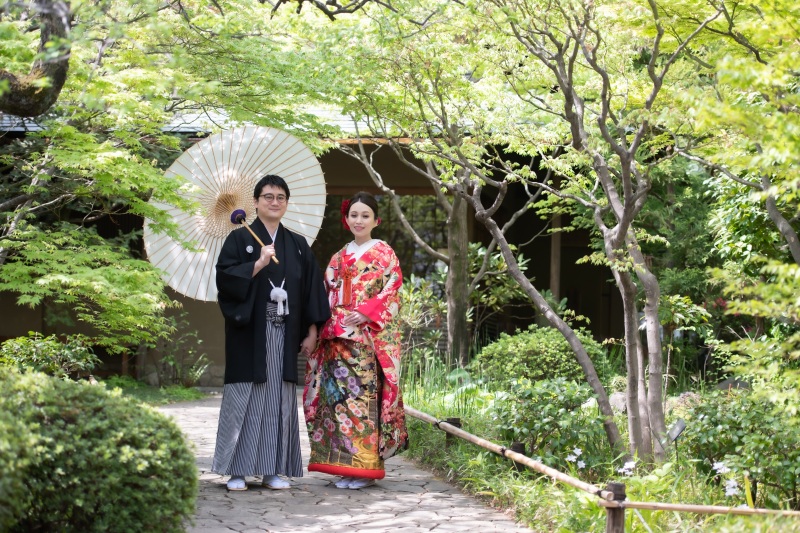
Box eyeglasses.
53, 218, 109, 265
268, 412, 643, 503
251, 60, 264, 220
259, 194, 287, 203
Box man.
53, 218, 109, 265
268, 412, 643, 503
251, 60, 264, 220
212, 174, 330, 491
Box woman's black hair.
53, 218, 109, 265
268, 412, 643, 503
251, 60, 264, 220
347, 191, 379, 218
253, 174, 290, 199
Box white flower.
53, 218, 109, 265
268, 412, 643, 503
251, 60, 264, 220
577, 460, 586, 470
724, 479, 741, 497
713, 461, 730, 475
617, 460, 637, 476
573, 447, 583, 457
566, 454, 577, 462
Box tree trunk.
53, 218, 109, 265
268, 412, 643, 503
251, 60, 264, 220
637, 338, 653, 461
612, 267, 644, 457
446, 195, 471, 366
550, 214, 561, 300
761, 175, 800, 266
629, 234, 667, 461
0, 0, 72, 117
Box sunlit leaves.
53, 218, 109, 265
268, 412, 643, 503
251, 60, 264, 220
0, 225, 178, 352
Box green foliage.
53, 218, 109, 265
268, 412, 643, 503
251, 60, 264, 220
403, 370, 787, 531
149, 312, 209, 387
706, 176, 786, 271
434, 242, 530, 334
102, 375, 207, 406
488, 378, 609, 480
683, 389, 800, 509
0, 407, 32, 532
0, 368, 197, 531
659, 294, 713, 392
472, 324, 607, 386
397, 274, 447, 355
0, 226, 179, 353
712, 259, 800, 406
0, 332, 99, 379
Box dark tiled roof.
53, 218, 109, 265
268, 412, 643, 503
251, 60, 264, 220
0, 113, 44, 132
0, 112, 227, 134
1, 108, 366, 135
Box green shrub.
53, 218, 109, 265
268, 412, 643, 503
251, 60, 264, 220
0, 368, 197, 532
488, 378, 611, 481
0, 332, 99, 379
683, 389, 800, 509
0, 408, 34, 531
472, 324, 607, 386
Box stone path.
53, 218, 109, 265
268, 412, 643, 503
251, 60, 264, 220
159, 395, 535, 532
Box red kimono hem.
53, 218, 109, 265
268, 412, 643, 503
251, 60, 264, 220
308, 463, 385, 479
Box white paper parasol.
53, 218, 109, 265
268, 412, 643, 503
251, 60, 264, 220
143, 126, 326, 302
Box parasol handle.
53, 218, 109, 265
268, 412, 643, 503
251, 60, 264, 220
230, 210, 279, 264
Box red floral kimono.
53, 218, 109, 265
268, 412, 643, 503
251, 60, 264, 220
303, 239, 407, 479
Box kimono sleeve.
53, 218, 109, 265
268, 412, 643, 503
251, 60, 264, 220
301, 242, 332, 331
215, 232, 258, 326
356, 246, 403, 332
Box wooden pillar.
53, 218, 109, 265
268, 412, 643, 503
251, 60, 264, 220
605, 482, 626, 533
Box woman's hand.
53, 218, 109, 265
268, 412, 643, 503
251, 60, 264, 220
342, 311, 369, 327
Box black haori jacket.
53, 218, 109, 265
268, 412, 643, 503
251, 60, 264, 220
215, 221, 330, 384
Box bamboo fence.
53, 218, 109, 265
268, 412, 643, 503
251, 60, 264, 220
404, 405, 800, 532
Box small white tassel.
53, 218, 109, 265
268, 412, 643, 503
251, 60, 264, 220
269, 279, 289, 315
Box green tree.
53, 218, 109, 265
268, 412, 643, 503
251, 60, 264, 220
294, 0, 628, 454
672, 0, 800, 407
0, 1, 342, 351
297, 0, 789, 461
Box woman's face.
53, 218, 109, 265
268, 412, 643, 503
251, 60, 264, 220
347, 201, 378, 242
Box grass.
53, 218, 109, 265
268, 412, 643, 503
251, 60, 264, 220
100, 374, 208, 406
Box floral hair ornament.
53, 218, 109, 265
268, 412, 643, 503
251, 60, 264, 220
340, 199, 351, 230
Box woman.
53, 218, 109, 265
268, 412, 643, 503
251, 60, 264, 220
303, 191, 408, 489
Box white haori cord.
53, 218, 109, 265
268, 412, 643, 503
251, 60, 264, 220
269, 279, 289, 315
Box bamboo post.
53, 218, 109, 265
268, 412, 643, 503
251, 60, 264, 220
445, 417, 461, 449
605, 482, 626, 533
510, 442, 526, 472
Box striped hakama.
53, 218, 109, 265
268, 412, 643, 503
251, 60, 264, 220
212, 304, 303, 477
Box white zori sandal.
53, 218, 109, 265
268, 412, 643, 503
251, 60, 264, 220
334, 476, 355, 489
227, 476, 247, 491
262, 475, 291, 490
348, 478, 376, 489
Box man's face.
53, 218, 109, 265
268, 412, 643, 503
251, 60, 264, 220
254, 185, 289, 222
